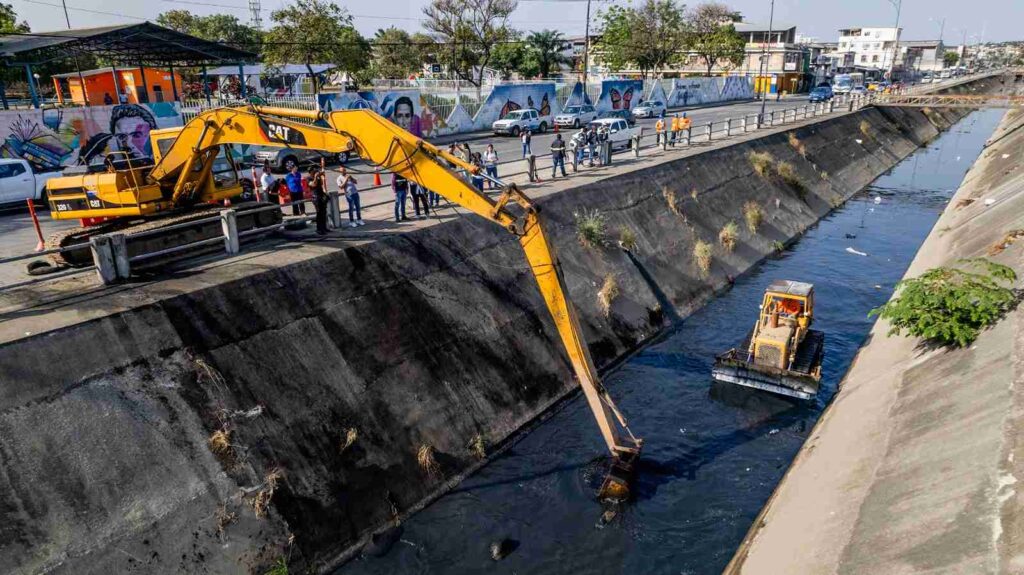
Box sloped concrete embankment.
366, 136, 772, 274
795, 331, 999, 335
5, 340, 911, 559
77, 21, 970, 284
0, 92, 985, 574
725, 108, 1024, 574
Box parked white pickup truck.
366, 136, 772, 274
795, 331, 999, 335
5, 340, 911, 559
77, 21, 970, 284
0, 158, 61, 206
589, 118, 640, 150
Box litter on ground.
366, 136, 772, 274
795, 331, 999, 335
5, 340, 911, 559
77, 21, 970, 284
846, 247, 868, 256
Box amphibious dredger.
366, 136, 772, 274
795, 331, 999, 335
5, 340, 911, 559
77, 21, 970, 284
712, 280, 825, 399
40, 105, 643, 502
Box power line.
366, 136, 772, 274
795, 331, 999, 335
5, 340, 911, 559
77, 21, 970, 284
17, 0, 146, 21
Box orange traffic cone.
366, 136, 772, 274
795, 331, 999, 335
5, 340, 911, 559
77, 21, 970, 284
373, 168, 382, 186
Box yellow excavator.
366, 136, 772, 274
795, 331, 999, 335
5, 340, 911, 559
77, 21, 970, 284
42, 105, 643, 501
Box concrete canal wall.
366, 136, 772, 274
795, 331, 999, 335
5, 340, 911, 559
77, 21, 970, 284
0, 80, 995, 574
725, 108, 1024, 574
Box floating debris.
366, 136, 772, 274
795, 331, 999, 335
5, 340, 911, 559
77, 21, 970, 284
846, 247, 868, 257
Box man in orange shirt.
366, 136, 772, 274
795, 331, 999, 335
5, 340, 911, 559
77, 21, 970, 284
679, 113, 692, 144
655, 118, 665, 146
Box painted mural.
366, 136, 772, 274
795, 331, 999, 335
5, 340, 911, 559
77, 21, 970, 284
318, 90, 427, 137
666, 76, 755, 108
647, 81, 669, 106
0, 102, 182, 171
594, 79, 644, 113
563, 82, 593, 108
472, 82, 558, 128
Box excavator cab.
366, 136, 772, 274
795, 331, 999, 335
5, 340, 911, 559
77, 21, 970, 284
712, 281, 824, 399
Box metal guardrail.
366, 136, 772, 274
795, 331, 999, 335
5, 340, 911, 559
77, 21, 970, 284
0, 92, 882, 292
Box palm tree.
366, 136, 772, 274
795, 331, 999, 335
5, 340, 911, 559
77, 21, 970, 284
526, 30, 572, 78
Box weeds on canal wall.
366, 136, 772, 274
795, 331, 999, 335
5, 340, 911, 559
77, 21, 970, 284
417, 444, 441, 477
340, 427, 358, 453
788, 133, 807, 158
749, 151, 775, 178
744, 202, 764, 234
469, 435, 486, 460
719, 222, 739, 252
771, 240, 786, 253
859, 120, 874, 139
619, 228, 638, 252
575, 209, 609, 249
693, 240, 713, 277
663, 187, 684, 218
250, 469, 282, 519
870, 258, 1019, 347
598, 275, 620, 316
776, 161, 807, 199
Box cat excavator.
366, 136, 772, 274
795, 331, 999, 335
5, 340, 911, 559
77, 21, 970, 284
42, 105, 643, 502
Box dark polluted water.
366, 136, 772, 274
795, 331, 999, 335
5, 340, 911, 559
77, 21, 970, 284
337, 109, 1005, 575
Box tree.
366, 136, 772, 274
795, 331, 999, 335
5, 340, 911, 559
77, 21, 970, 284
943, 51, 960, 68
595, 0, 687, 78
422, 0, 518, 95
0, 2, 29, 33
525, 30, 571, 78
686, 3, 745, 76
156, 10, 260, 49
490, 34, 533, 79
371, 27, 423, 79
263, 0, 369, 92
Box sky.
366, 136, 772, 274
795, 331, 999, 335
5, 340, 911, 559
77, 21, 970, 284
9, 0, 1023, 44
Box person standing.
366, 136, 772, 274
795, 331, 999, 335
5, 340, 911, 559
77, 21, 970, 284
410, 180, 430, 219
586, 126, 597, 167
655, 117, 665, 146
392, 173, 409, 222
285, 165, 305, 215
521, 129, 532, 158
259, 162, 275, 201
575, 126, 587, 165
470, 153, 485, 191
550, 134, 567, 178
482, 144, 499, 189
308, 166, 329, 235
670, 113, 680, 147
336, 167, 363, 227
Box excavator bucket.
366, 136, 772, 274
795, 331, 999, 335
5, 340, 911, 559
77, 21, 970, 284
598, 448, 641, 503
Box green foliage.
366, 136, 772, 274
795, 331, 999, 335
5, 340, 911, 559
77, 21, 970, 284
771, 240, 785, 252
0, 2, 29, 33
574, 209, 609, 249
490, 35, 535, 79
156, 10, 260, 49
264, 557, 288, 575
718, 221, 739, 252
263, 0, 370, 90
525, 30, 571, 78
693, 240, 713, 277
943, 51, 960, 67
619, 227, 638, 252
748, 151, 775, 178
595, 0, 687, 78
686, 3, 746, 76
743, 201, 763, 234
869, 258, 1018, 347
370, 27, 425, 80
422, 0, 518, 90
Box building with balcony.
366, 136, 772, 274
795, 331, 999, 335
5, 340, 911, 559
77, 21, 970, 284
837, 27, 903, 77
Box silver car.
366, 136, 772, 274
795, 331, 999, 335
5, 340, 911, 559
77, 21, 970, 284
554, 105, 598, 128
631, 101, 666, 118
252, 146, 350, 173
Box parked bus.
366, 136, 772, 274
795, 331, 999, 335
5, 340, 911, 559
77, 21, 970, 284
833, 73, 864, 94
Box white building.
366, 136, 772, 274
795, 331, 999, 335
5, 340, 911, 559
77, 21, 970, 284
837, 27, 902, 77
899, 40, 947, 74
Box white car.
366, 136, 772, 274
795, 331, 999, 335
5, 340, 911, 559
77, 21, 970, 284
631, 101, 666, 119
492, 108, 548, 136
0, 158, 60, 205
554, 105, 598, 128
588, 118, 640, 150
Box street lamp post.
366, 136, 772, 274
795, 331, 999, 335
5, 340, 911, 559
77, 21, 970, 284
758, 0, 775, 125
884, 0, 902, 80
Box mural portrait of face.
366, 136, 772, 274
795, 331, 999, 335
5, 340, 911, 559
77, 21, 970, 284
110, 104, 157, 158
392, 96, 421, 137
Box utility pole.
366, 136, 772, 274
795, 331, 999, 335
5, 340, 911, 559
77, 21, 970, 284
758, 0, 775, 124
583, 0, 591, 87
884, 0, 901, 80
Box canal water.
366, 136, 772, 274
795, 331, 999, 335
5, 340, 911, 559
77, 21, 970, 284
338, 109, 1005, 575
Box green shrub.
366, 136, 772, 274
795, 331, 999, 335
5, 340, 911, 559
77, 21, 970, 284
776, 161, 806, 198
749, 151, 775, 178
264, 557, 289, 575
771, 240, 786, 253
787, 132, 807, 158
619, 228, 638, 252
859, 120, 873, 138
743, 201, 764, 234
869, 258, 1018, 347
718, 221, 739, 252
574, 209, 609, 249
693, 240, 713, 277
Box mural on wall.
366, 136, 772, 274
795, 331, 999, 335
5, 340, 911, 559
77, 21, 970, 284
595, 79, 644, 113
720, 76, 755, 100
647, 82, 669, 105
0, 103, 182, 170
473, 83, 558, 127
665, 76, 755, 108
563, 82, 593, 108
318, 90, 425, 136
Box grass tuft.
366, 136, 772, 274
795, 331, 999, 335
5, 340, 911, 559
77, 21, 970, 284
859, 120, 873, 138
787, 132, 807, 158
208, 428, 232, 457
776, 161, 806, 198
340, 427, 358, 453
718, 221, 739, 252
619, 228, 638, 252
469, 435, 486, 460
417, 444, 441, 477
743, 201, 764, 234
250, 469, 282, 519
663, 186, 684, 218
988, 230, 1024, 256
598, 275, 620, 316
574, 209, 609, 249
771, 240, 786, 253
693, 240, 713, 277
749, 151, 775, 178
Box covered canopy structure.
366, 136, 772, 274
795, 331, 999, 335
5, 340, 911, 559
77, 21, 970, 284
0, 22, 258, 108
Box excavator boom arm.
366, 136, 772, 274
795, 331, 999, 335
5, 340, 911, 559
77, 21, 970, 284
146, 105, 640, 468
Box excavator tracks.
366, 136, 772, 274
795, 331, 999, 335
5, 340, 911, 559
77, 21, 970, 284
32, 202, 283, 273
